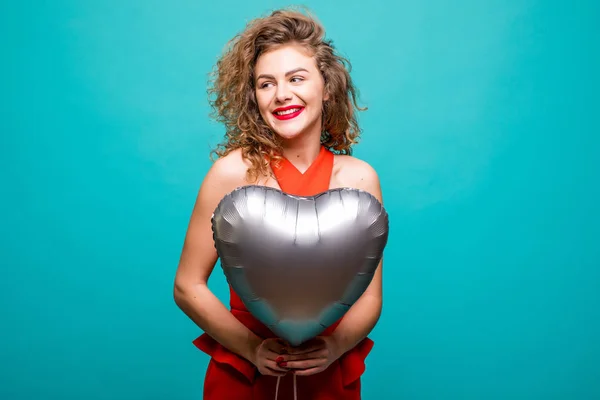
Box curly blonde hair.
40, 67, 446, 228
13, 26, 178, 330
209, 7, 365, 181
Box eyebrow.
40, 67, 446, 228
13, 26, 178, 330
256, 67, 310, 81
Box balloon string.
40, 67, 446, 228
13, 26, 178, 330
273, 374, 298, 400
293, 373, 297, 400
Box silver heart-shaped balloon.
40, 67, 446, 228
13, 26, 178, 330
212, 185, 389, 346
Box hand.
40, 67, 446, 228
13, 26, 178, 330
277, 336, 341, 376
249, 338, 291, 377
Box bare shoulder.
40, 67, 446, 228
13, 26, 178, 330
176, 149, 257, 286
333, 154, 383, 201
203, 148, 253, 193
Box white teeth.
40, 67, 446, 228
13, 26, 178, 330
274, 108, 301, 115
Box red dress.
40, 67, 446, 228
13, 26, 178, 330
193, 146, 374, 399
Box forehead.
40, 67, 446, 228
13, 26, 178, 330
254, 44, 318, 75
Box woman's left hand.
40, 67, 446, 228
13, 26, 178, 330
277, 336, 342, 376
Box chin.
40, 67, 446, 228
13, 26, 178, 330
273, 129, 303, 141
267, 120, 304, 141
269, 121, 320, 142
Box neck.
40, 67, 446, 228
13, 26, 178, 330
280, 136, 322, 173
279, 123, 323, 173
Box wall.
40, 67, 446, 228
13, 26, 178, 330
1, 1, 598, 399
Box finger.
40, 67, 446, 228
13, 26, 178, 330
264, 349, 286, 362
266, 339, 288, 354
263, 367, 288, 377
266, 360, 290, 373
286, 341, 325, 355
283, 358, 326, 370
286, 345, 323, 355
293, 366, 324, 376
283, 349, 327, 361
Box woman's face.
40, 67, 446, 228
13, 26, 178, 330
254, 44, 328, 142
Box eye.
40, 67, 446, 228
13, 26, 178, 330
290, 76, 304, 83
258, 81, 274, 89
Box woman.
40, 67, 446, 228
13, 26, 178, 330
174, 7, 384, 400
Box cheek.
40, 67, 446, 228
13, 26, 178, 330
255, 92, 270, 117
301, 82, 325, 103
303, 89, 325, 111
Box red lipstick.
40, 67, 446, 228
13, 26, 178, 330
272, 105, 305, 120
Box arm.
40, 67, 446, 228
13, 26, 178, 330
173, 158, 262, 363
329, 263, 382, 355
329, 164, 384, 356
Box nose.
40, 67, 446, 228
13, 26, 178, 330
274, 82, 292, 103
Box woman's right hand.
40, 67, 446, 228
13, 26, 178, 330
174, 154, 293, 377
250, 338, 290, 376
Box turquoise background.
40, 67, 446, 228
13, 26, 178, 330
1, 0, 599, 399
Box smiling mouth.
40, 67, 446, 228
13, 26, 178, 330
272, 107, 305, 120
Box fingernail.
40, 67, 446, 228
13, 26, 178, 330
276, 356, 284, 363
280, 361, 287, 367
